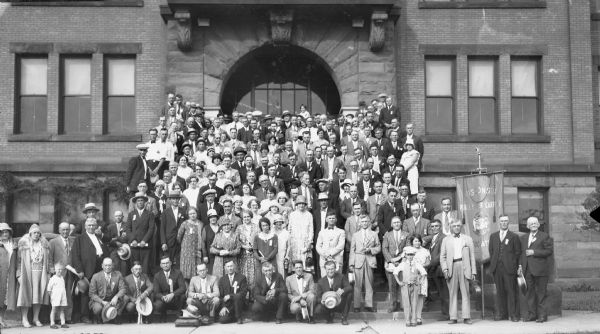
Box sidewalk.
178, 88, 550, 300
2, 311, 599, 334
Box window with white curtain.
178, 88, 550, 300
105, 57, 135, 134
511, 58, 540, 134
425, 58, 454, 134
61, 57, 92, 134
468, 58, 496, 134
17, 57, 48, 133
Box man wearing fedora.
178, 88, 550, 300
89, 258, 127, 324
160, 190, 187, 268
186, 263, 221, 323
71, 218, 109, 324
198, 189, 224, 223
314, 261, 353, 325
127, 193, 156, 275
73, 203, 109, 241
126, 144, 152, 194
123, 261, 153, 323
107, 211, 130, 276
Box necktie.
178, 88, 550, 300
105, 274, 111, 292
528, 233, 536, 247
135, 277, 141, 297
443, 212, 449, 234
64, 238, 70, 256
500, 231, 505, 242
266, 277, 271, 286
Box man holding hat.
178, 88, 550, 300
123, 261, 153, 323
314, 261, 352, 325
74, 203, 108, 240
106, 211, 130, 277
160, 190, 187, 268
89, 258, 127, 324
251, 262, 287, 324
126, 143, 151, 194
127, 192, 156, 274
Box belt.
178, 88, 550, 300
453, 258, 462, 262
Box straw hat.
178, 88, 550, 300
102, 304, 118, 322
136, 297, 153, 316
322, 291, 341, 309
117, 244, 131, 260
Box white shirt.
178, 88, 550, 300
142, 158, 148, 179
87, 232, 104, 256
442, 212, 451, 235
147, 140, 175, 162
327, 158, 336, 179
500, 230, 507, 242
405, 134, 414, 145
528, 232, 537, 247
453, 235, 463, 260
296, 275, 304, 292
172, 206, 179, 221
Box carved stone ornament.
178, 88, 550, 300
174, 10, 192, 51
270, 9, 294, 45
369, 11, 388, 52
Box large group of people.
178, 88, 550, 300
0, 93, 554, 328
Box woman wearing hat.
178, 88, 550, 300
0, 223, 18, 327
400, 142, 420, 196
259, 186, 278, 216
17, 224, 50, 327
201, 210, 220, 274
210, 218, 241, 278
219, 180, 236, 204
253, 218, 278, 276
272, 215, 290, 277
248, 199, 262, 226
237, 210, 259, 287
177, 207, 204, 280
275, 192, 292, 221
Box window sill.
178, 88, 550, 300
419, 0, 546, 9
8, 133, 142, 142
422, 134, 551, 143
8, 0, 143, 7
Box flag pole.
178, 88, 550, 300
474, 147, 486, 320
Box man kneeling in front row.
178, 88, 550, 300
186, 263, 220, 323
285, 260, 316, 323
252, 262, 288, 324
315, 261, 353, 325
217, 260, 248, 324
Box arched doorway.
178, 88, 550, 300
220, 45, 341, 116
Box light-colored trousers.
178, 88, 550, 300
289, 292, 316, 316
447, 261, 471, 320
353, 265, 374, 307
400, 284, 419, 324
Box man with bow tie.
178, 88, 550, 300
286, 261, 316, 323
217, 261, 247, 324
440, 221, 476, 325
316, 212, 346, 275
489, 214, 521, 322
123, 261, 153, 323
381, 217, 409, 312
349, 215, 381, 312
89, 258, 127, 324
518, 216, 553, 323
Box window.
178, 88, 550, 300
105, 57, 135, 134
518, 188, 548, 233
60, 57, 92, 134
469, 58, 497, 134
11, 190, 41, 237
425, 58, 454, 134
511, 58, 540, 134
16, 57, 48, 134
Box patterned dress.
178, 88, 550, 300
210, 232, 241, 278
237, 222, 259, 287
177, 219, 204, 279
287, 210, 314, 264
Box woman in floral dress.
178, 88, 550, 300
210, 219, 241, 278
177, 207, 204, 280
237, 210, 258, 287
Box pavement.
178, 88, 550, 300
2, 311, 600, 334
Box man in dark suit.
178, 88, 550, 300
125, 144, 151, 194
372, 127, 391, 157
254, 155, 270, 179
489, 214, 521, 322
197, 173, 224, 203
160, 191, 187, 268
340, 185, 366, 221
314, 260, 353, 325
414, 189, 435, 221
198, 189, 224, 223
231, 147, 247, 171
283, 153, 302, 192
397, 185, 413, 220
89, 258, 127, 324
426, 219, 449, 319
251, 262, 287, 324
357, 168, 376, 201
237, 119, 253, 144
297, 150, 323, 185
380, 96, 400, 132
391, 165, 410, 190
127, 193, 156, 275
71, 218, 109, 324
400, 123, 424, 170
387, 130, 404, 160
217, 260, 248, 324
238, 155, 256, 185
298, 172, 318, 211
123, 261, 154, 323
153, 256, 186, 322
159, 93, 175, 117
106, 211, 129, 276
518, 217, 553, 323
375, 188, 403, 240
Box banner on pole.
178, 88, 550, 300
455, 172, 504, 262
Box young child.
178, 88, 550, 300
393, 246, 427, 327
47, 263, 69, 329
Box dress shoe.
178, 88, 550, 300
364, 307, 374, 312
80, 317, 91, 324
416, 320, 422, 325
327, 317, 334, 324
524, 316, 537, 322
341, 318, 349, 325
61, 324, 69, 328
448, 319, 458, 324
536, 317, 546, 323
353, 308, 360, 313
51, 324, 59, 329
510, 317, 520, 322
308, 319, 316, 324
65, 320, 73, 325
276, 319, 282, 324
464, 319, 473, 325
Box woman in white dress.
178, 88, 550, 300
400, 142, 420, 196
182, 174, 201, 208
176, 156, 193, 181
286, 196, 314, 267
272, 215, 290, 276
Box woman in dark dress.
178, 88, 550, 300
201, 209, 220, 274
253, 218, 278, 277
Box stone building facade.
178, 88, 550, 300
0, 0, 599, 284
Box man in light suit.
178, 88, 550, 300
321, 146, 344, 180
403, 203, 431, 238
365, 180, 387, 225
316, 212, 346, 274
349, 215, 381, 312
440, 221, 476, 325
48, 222, 75, 323
489, 214, 521, 322
187, 263, 221, 321
286, 261, 316, 322
343, 202, 363, 273
381, 217, 409, 312
345, 130, 369, 161
89, 258, 127, 324
518, 216, 553, 323
123, 261, 154, 323
295, 130, 316, 165
426, 220, 449, 320
433, 197, 459, 236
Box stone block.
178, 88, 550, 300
339, 74, 359, 94
358, 62, 385, 73
333, 56, 359, 81
203, 75, 223, 94
204, 91, 220, 107
504, 176, 553, 187
167, 60, 203, 74
341, 92, 358, 106
554, 176, 596, 187
203, 55, 228, 78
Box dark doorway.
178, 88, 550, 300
220, 45, 341, 116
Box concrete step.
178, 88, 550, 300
347, 310, 483, 321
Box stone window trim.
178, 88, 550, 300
7, 133, 143, 142
419, 0, 546, 10
422, 134, 550, 143
419, 44, 548, 56
8, 0, 143, 7
9, 42, 142, 55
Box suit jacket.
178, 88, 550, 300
344, 215, 361, 250
268, 177, 285, 193
440, 234, 476, 280
356, 179, 376, 201
153, 269, 186, 299
297, 161, 323, 184
198, 202, 224, 226
375, 200, 403, 239
387, 140, 404, 160
519, 231, 553, 277
126, 209, 156, 244
349, 229, 381, 269
427, 233, 446, 277
365, 193, 387, 224
89, 270, 126, 303
433, 211, 459, 235
124, 273, 153, 299
160, 206, 188, 248
238, 167, 255, 185
48, 236, 74, 269
106, 222, 128, 251
381, 230, 409, 263
379, 105, 400, 126
295, 142, 317, 165
397, 196, 413, 220
218, 272, 248, 300
345, 140, 369, 160
237, 127, 254, 143
403, 217, 431, 237
254, 165, 269, 179
253, 273, 287, 303
286, 273, 315, 301
315, 227, 345, 264
188, 275, 220, 298
321, 157, 344, 180
312, 208, 329, 244
198, 185, 225, 204
71, 232, 108, 279
489, 230, 521, 275
414, 201, 436, 221
125, 155, 150, 191
340, 197, 366, 220
315, 273, 352, 301
298, 185, 317, 209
